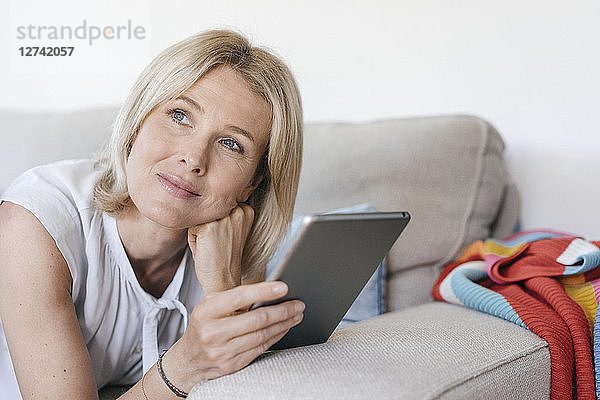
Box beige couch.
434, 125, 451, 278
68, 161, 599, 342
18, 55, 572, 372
0, 110, 549, 399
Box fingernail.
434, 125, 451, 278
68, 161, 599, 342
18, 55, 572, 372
295, 302, 305, 312
293, 313, 303, 321
273, 282, 287, 294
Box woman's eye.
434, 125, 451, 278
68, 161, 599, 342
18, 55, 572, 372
220, 138, 243, 153
169, 109, 191, 126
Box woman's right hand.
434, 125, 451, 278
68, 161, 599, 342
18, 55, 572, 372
163, 281, 304, 391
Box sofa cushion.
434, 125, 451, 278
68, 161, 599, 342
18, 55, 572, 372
188, 302, 549, 400
294, 115, 515, 311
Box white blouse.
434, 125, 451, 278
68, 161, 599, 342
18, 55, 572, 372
0, 159, 203, 397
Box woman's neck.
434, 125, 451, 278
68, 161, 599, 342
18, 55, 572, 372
115, 206, 189, 298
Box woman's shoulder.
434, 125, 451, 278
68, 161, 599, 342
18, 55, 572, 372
0, 159, 107, 300
1, 158, 101, 217
0, 158, 103, 260
7, 158, 100, 195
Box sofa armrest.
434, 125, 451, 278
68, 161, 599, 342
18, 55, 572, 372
188, 303, 549, 400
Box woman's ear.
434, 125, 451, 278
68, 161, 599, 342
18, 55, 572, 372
240, 151, 268, 203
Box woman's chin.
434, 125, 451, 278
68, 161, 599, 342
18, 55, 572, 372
134, 197, 234, 230
138, 206, 196, 230
143, 207, 226, 230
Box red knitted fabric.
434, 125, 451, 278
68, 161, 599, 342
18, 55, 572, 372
432, 236, 600, 399
491, 239, 575, 283
493, 283, 574, 399
525, 277, 595, 399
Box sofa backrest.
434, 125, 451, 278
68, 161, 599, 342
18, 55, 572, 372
296, 116, 518, 311
0, 108, 118, 193
0, 110, 518, 312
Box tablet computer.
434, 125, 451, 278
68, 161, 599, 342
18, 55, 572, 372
254, 211, 410, 350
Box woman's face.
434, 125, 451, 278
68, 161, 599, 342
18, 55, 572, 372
126, 65, 271, 230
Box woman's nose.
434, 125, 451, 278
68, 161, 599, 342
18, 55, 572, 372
179, 142, 209, 175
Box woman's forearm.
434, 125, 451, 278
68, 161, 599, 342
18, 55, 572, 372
118, 360, 183, 400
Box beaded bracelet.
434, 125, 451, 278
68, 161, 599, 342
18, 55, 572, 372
157, 350, 189, 398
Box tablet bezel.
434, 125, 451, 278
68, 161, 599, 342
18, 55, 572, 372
254, 211, 410, 350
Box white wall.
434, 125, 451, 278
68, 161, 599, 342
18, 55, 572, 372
2, 0, 599, 237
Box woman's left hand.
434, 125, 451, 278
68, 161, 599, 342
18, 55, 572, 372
187, 204, 255, 294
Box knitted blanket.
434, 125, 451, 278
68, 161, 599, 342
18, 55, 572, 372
431, 230, 600, 400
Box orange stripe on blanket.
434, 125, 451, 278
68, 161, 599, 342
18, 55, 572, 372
458, 240, 527, 263
458, 240, 484, 262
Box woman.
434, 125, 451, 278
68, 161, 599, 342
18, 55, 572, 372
0, 29, 305, 399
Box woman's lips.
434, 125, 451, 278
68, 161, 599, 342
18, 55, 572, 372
156, 173, 200, 199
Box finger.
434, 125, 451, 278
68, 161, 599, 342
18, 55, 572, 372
196, 281, 288, 318
229, 207, 245, 247
237, 203, 255, 236
188, 221, 207, 236
227, 323, 298, 373
238, 203, 254, 220
220, 300, 304, 339
187, 227, 198, 242
226, 310, 303, 356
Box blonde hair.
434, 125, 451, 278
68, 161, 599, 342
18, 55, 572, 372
93, 29, 303, 282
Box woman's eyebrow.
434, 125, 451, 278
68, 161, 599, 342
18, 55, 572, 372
174, 95, 205, 114
226, 125, 255, 143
